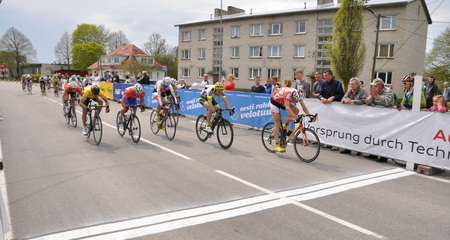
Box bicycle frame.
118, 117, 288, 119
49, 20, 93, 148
281, 114, 318, 147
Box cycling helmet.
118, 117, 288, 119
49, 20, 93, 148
26, 74, 31, 78
214, 82, 224, 92
162, 77, 171, 87
92, 85, 100, 95
170, 78, 177, 86
402, 74, 414, 83
295, 89, 306, 102
134, 83, 143, 95
69, 81, 78, 89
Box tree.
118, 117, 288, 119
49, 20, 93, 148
425, 26, 450, 88
71, 24, 106, 71
142, 32, 168, 56
122, 58, 148, 77
155, 46, 178, 78
107, 30, 130, 53
72, 42, 105, 71
54, 31, 72, 69
325, 0, 366, 92
0, 27, 36, 78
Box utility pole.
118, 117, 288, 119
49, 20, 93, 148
219, 0, 223, 83
371, 14, 381, 79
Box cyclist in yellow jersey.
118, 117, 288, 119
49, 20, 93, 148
199, 82, 234, 133
80, 85, 110, 135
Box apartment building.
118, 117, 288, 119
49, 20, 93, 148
175, 0, 431, 94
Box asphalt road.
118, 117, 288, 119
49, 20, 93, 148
0, 81, 449, 240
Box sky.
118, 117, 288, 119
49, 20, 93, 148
0, 0, 448, 64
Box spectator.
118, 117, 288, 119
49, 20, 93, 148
199, 74, 210, 89
318, 69, 344, 104
138, 71, 150, 85
103, 71, 110, 82
112, 71, 120, 83
365, 78, 394, 162
265, 76, 279, 94
389, 86, 398, 107
342, 77, 368, 105
93, 73, 100, 82
359, 80, 365, 89
294, 68, 311, 98
125, 72, 136, 84
428, 95, 448, 112
397, 75, 425, 110
251, 76, 265, 93
443, 82, 450, 103
0, 114, 3, 121
311, 72, 324, 99
178, 79, 187, 89
223, 74, 236, 91
365, 78, 394, 107
425, 76, 439, 109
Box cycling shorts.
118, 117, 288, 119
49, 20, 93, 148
199, 97, 219, 108
270, 98, 286, 115
152, 92, 168, 104
124, 98, 138, 109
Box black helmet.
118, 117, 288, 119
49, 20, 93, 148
92, 85, 100, 95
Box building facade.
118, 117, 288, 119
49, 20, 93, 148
175, 0, 431, 94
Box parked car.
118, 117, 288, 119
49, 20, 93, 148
189, 82, 202, 89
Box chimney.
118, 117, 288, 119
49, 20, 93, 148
122, 44, 127, 50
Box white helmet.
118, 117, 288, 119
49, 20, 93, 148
69, 82, 78, 88
134, 83, 143, 95
170, 78, 177, 86
295, 90, 306, 102
26, 74, 31, 78
162, 77, 171, 87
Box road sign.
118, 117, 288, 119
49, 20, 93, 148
162, 65, 167, 72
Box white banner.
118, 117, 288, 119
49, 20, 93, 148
304, 100, 450, 170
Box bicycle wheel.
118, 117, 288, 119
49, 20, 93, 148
63, 105, 70, 124
116, 111, 126, 137
149, 110, 160, 134
92, 115, 103, 145
195, 115, 209, 142
28, 84, 32, 93
293, 128, 320, 163
86, 115, 92, 139
216, 119, 234, 149
69, 106, 77, 128
171, 105, 180, 125
261, 122, 280, 153
129, 114, 141, 143
164, 112, 177, 141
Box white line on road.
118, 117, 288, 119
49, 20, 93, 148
28, 168, 412, 240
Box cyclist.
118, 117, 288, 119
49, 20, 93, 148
166, 78, 180, 108
62, 81, 83, 111
270, 79, 314, 153
52, 76, 60, 93
80, 85, 110, 135
25, 74, 32, 90
120, 83, 146, 114
39, 75, 46, 93
153, 77, 178, 125
199, 82, 234, 133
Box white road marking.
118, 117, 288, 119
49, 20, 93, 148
29, 168, 412, 240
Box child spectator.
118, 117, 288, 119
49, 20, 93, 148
429, 95, 448, 113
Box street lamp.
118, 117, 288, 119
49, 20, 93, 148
367, 7, 381, 79
98, 48, 103, 78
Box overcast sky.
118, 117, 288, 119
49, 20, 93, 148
0, 0, 448, 63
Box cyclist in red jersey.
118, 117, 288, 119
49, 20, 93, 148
120, 83, 146, 113
62, 81, 83, 110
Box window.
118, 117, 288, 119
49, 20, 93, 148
296, 21, 306, 34
181, 50, 191, 59
199, 29, 206, 40
318, 36, 331, 42
231, 47, 240, 58
294, 45, 305, 58
268, 46, 282, 58
377, 44, 394, 58
269, 23, 283, 35
317, 44, 324, 50
318, 20, 332, 26
231, 68, 239, 79
198, 68, 205, 78
213, 60, 222, 65
268, 69, 281, 79
198, 48, 206, 59
182, 31, 191, 41
316, 52, 330, 58
250, 46, 263, 58
249, 68, 261, 79
250, 24, 263, 36
318, 27, 333, 34
316, 60, 330, 66
181, 68, 190, 77
213, 28, 223, 34
375, 72, 392, 85
380, 16, 397, 30
231, 26, 240, 38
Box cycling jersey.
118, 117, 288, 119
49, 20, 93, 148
82, 86, 105, 99
124, 86, 146, 99
152, 80, 177, 105
200, 85, 226, 100
64, 85, 83, 98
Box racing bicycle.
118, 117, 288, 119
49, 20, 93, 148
116, 105, 143, 143
150, 104, 177, 140
261, 114, 320, 163
195, 108, 235, 149
85, 103, 109, 145
63, 98, 78, 127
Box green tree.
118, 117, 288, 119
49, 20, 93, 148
325, 0, 366, 92
72, 42, 105, 71
425, 26, 450, 89
71, 24, 106, 71
0, 27, 36, 78
155, 46, 178, 78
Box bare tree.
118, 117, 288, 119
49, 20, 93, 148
142, 32, 168, 56
0, 27, 36, 77
107, 30, 130, 53
54, 31, 72, 69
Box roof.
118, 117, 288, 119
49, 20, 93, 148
175, 0, 431, 27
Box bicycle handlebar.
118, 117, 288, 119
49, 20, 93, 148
297, 113, 318, 123
215, 107, 235, 114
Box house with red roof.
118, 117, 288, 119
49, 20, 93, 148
87, 44, 164, 81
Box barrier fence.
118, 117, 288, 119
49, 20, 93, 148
109, 83, 450, 170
